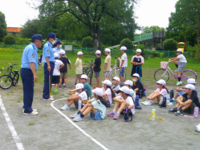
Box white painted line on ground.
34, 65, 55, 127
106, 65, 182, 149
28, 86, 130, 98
51, 98, 109, 150
0, 95, 24, 150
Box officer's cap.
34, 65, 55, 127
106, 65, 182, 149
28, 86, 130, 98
32, 34, 44, 41
48, 32, 56, 39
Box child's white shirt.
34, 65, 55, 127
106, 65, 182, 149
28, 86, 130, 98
120, 53, 128, 67
177, 54, 187, 63
75, 91, 88, 101
53, 59, 63, 76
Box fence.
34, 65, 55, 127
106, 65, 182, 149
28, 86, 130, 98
0, 44, 194, 58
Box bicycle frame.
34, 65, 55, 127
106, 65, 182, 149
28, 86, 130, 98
110, 58, 119, 76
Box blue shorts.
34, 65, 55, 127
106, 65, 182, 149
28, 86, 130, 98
119, 67, 125, 76
90, 110, 103, 120
176, 91, 185, 96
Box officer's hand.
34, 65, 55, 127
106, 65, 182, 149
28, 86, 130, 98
48, 65, 51, 72
33, 74, 38, 82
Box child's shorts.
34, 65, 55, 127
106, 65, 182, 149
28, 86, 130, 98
60, 72, 67, 79
94, 71, 100, 77
90, 110, 103, 120
119, 67, 125, 76
76, 74, 81, 78
52, 76, 60, 84
177, 63, 186, 72
104, 71, 109, 76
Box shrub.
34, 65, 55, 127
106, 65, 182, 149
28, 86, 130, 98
62, 41, 81, 48
136, 43, 146, 56
187, 45, 197, 58
15, 38, 31, 45
120, 38, 133, 49
163, 39, 177, 51
151, 51, 160, 57
81, 36, 93, 48
3, 35, 16, 44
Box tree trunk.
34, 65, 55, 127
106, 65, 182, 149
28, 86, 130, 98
92, 31, 101, 51
196, 15, 200, 60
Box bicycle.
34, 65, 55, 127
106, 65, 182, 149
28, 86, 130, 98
0, 64, 19, 89
154, 61, 197, 84
82, 60, 94, 85
108, 57, 126, 80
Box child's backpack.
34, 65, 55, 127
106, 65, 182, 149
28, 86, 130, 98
105, 100, 111, 108
159, 97, 167, 108
170, 90, 174, 99
124, 107, 133, 122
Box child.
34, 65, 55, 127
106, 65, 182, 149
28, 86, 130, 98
124, 80, 136, 102
172, 78, 198, 101
80, 74, 92, 98
118, 46, 127, 86
142, 79, 169, 106
169, 49, 187, 85
52, 53, 64, 93
53, 40, 62, 58
103, 48, 111, 80
168, 84, 200, 116
92, 50, 101, 88
102, 80, 115, 105
112, 76, 120, 96
131, 49, 144, 78
75, 51, 85, 85
107, 86, 135, 120
70, 88, 107, 122
61, 83, 88, 110
132, 73, 143, 96
59, 50, 72, 88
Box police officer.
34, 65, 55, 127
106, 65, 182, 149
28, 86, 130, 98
21, 34, 43, 115
53, 40, 62, 58
42, 32, 56, 100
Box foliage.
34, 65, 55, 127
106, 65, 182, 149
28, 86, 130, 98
15, 38, 31, 45
3, 35, 16, 44
81, 36, 93, 48
0, 11, 7, 42
150, 51, 160, 57
120, 38, 133, 49
187, 45, 197, 58
136, 43, 146, 56
141, 26, 164, 34
163, 39, 177, 51
62, 41, 81, 48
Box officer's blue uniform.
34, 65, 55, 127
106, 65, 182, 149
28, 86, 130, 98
53, 47, 61, 58
42, 41, 55, 99
21, 43, 38, 113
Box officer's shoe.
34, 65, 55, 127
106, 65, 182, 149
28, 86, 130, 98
22, 109, 37, 113
23, 110, 38, 116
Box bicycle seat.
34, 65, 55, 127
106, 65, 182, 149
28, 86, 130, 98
14, 70, 19, 72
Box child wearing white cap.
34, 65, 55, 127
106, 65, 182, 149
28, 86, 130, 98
169, 49, 187, 86
107, 86, 135, 120
169, 84, 200, 116
112, 76, 120, 96
92, 50, 101, 88
75, 51, 86, 85
52, 53, 64, 93
61, 83, 88, 110
71, 88, 107, 122
80, 74, 92, 98
118, 46, 128, 85
103, 48, 111, 80
142, 79, 169, 106
172, 78, 198, 101
102, 80, 115, 105
131, 49, 144, 78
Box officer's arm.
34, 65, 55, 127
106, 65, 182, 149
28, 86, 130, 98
30, 63, 38, 82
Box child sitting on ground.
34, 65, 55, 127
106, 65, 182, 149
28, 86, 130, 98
70, 88, 107, 122
92, 50, 101, 88
169, 48, 187, 86
59, 50, 71, 88
142, 79, 169, 106
168, 84, 200, 116
52, 53, 64, 93
107, 86, 135, 120
61, 83, 88, 111
75, 51, 86, 85
112, 76, 120, 96
102, 80, 115, 106
172, 78, 198, 101
80, 74, 92, 98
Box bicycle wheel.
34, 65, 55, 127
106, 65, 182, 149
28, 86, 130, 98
181, 70, 197, 84
87, 68, 93, 78
154, 68, 170, 82
12, 73, 19, 86
0, 75, 13, 89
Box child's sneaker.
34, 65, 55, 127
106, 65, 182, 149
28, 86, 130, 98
73, 114, 82, 122
142, 100, 148, 104
107, 111, 115, 117
113, 112, 119, 120
175, 110, 183, 116
61, 104, 70, 111
176, 81, 183, 86
93, 86, 97, 89
54, 89, 58, 93
168, 108, 177, 113
143, 100, 151, 106
70, 113, 79, 118
23, 111, 38, 116
58, 86, 62, 89
63, 86, 67, 89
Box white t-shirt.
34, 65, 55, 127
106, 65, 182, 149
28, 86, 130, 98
75, 91, 88, 101
120, 53, 127, 67
177, 54, 187, 63
156, 88, 170, 99
129, 89, 136, 102
53, 59, 63, 76
125, 96, 134, 106
102, 88, 112, 103
112, 84, 120, 92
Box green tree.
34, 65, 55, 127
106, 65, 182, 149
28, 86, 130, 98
166, 0, 200, 59
0, 11, 7, 42
120, 38, 133, 49
142, 26, 163, 34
